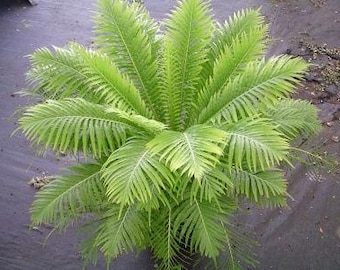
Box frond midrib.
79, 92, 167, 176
183, 133, 198, 173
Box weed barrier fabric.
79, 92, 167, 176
0, 0, 339, 269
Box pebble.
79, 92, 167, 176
331, 136, 339, 143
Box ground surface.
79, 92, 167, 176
0, 0, 339, 269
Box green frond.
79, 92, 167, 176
193, 25, 267, 122
30, 163, 104, 228
199, 8, 266, 87
95, 0, 161, 117
198, 55, 309, 124
212, 222, 258, 270
228, 168, 287, 203
72, 44, 150, 117
27, 43, 151, 117
79, 223, 101, 267
173, 197, 237, 258
103, 138, 176, 206
265, 99, 321, 140
147, 125, 227, 179
190, 168, 233, 202
221, 118, 290, 172
161, 0, 213, 130
26, 46, 98, 101
19, 98, 128, 158
94, 205, 148, 261
151, 208, 183, 270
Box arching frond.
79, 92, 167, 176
265, 99, 321, 140
94, 205, 148, 261
95, 0, 160, 117
147, 125, 227, 179
26, 46, 99, 101
30, 163, 104, 228
103, 138, 176, 206
173, 197, 237, 258
228, 168, 287, 203
221, 118, 289, 172
27, 43, 151, 117
161, 0, 213, 130
212, 222, 258, 270
199, 9, 266, 87
198, 55, 309, 124
193, 26, 267, 122
19, 98, 128, 158
73, 44, 151, 117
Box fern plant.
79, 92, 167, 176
19, 0, 320, 268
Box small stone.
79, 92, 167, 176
331, 136, 339, 143
326, 121, 334, 127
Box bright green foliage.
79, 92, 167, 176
19, 0, 321, 269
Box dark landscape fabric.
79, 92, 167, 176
0, 0, 340, 269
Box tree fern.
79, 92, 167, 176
19, 0, 321, 269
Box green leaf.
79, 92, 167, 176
198, 55, 309, 124
222, 118, 290, 172
30, 163, 104, 228
19, 98, 128, 158
173, 197, 237, 258
73, 44, 151, 117
212, 222, 258, 270
160, 0, 213, 130
228, 168, 287, 202
265, 99, 321, 140
147, 125, 227, 179
26, 46, 92, 100
194, 15, 267, 123
95, 0, 161, 117
151, 208, 182, 270
94, 205, 148, 260
103, 138, 176, 205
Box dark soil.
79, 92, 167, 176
0, 0, 339, 269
